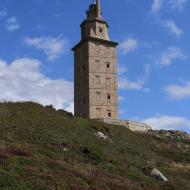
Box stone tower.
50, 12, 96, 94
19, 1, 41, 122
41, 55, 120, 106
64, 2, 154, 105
72, 0, 118, 119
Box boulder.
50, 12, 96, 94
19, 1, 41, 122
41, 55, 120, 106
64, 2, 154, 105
95, 131, 108, 140
151, 168, 168, 182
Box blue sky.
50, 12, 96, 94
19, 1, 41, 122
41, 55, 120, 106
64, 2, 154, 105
0, 0, 190, 132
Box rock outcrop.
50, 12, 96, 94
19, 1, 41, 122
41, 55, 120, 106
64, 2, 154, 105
95, 131, 108, 140
143, 167, 168, 182
151, 168, 168, 182
148, 130, 190, 141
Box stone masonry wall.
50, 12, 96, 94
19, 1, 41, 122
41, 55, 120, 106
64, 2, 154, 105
88, 41, 118, 119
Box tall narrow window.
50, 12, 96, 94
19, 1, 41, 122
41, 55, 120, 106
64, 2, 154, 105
107, 110, 111, 118
96, 108, 101, 118
95, 43, 99, 52
107, 94, 111, 102
99, 27, 103, 34
106, 78, 111, 86
96, 76, 100, 85
96, 92, 101, 101
95, 60, 100, 70
105, 46, 110, 56
106, 62, 110, 71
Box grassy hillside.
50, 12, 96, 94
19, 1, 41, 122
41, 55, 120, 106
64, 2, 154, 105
0, 102, 189, 190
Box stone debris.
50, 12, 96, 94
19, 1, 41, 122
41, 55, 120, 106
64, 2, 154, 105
151, 168, 168, 182
148, 130, 190, 141
95, 131, 108, 140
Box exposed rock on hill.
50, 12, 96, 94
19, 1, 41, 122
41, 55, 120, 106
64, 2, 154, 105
148, 130, 190, 141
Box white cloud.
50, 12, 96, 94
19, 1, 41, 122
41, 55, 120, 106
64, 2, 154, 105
6, 17, 20, 32
118, 63, 150, 91
118, 78, 144, 90
158, 47, 185, 66
143, 115, 190, 130
118, 65, 128, 76
119, 96, 126, 101
163, 20, 183, 37
120, 38, 138, 54
166, 82, 190, 99
0, 10, 7, 18
151, 0, 188, 13
151, 0, 163, 13
0, 58, 74, 112
169, 0, 188, 10
25, 36, 67, 60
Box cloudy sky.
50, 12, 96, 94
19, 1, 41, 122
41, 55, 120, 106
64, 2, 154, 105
0, 0, 189, 133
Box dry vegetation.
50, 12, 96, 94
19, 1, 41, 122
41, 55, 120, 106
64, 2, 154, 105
0, 102, 189, 190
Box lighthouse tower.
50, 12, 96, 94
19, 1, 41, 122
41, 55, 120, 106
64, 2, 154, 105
72, 0, 118, 119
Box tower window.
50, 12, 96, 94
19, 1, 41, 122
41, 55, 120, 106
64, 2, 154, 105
107, 94, 111, 102
106, 78, 111, 86
99, 28, 103, 33
96, 92, 101, 101
106, 62, 110, 71
95, 43, 99, 52
95, 60, 100, 70
107, 110, 112, 118
96, 76, 101, 85
96, 108, 101, 118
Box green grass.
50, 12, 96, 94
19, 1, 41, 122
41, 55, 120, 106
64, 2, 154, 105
0, 102, 189, 190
